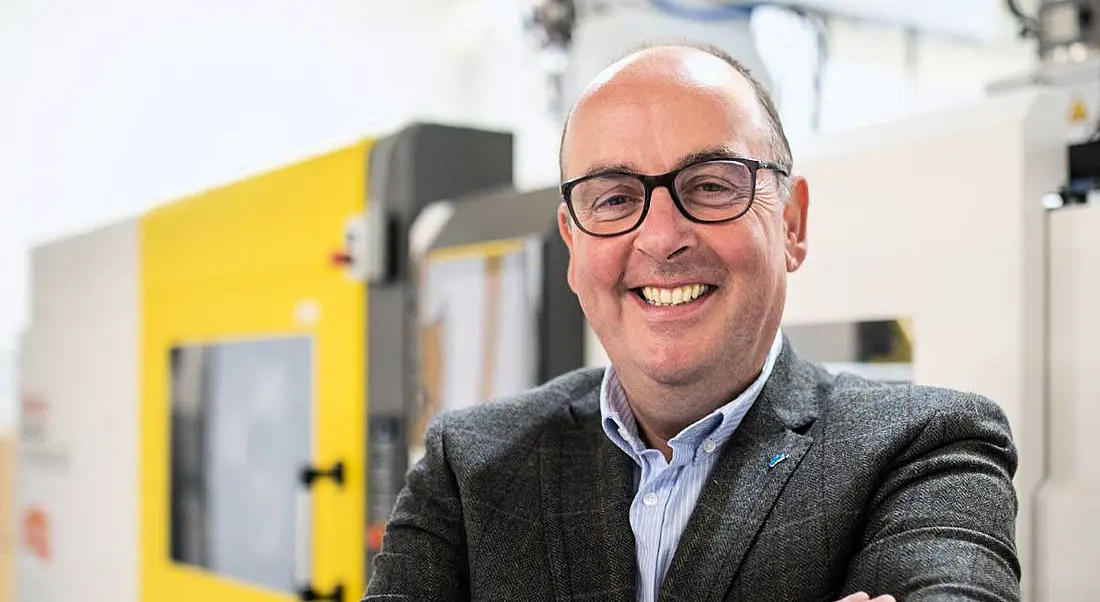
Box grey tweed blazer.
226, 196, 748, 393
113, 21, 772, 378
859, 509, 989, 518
364, 339, 1021, 601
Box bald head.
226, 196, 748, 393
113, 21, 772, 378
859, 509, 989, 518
560, 43, 792, 181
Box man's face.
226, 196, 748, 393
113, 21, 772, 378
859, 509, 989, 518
559, 49, 809, 389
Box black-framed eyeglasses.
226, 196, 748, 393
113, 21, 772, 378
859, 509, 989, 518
560, 157, 789, 237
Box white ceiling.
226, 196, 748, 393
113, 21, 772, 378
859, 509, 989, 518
662, 0, 1034, 42
802, 0, 1024, 41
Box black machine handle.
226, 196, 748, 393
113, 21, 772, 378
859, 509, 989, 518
298, 583, 344, 602
295, 461, 347, 601
299, 460, 345, 488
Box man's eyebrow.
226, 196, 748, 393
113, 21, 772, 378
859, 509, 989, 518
574, 146, 744, 179
576, 160, 642, 179
671, 147, 743, 170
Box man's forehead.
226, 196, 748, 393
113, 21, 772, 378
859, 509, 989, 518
574, 145, 754, 179
561, 93, 764, 179
562, 110, 762, 178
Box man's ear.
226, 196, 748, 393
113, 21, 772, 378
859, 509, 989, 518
557, 203, 578, 291
783, 176, 809, 273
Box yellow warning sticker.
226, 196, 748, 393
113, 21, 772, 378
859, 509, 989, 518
1070, 98, 1089, 123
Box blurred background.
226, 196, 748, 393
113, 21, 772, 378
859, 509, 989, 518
1, 0, 1099, 601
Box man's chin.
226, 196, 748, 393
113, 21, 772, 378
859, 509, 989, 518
636, 357, 712, 388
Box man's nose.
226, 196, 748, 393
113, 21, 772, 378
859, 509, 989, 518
633, 187, 693, 261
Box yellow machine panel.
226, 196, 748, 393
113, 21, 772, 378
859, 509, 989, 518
140, 141, 371, 602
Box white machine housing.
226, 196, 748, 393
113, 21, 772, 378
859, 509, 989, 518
16, 221, 140, 602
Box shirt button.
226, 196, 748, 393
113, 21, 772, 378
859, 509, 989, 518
642, 492, 659, 506
703, 440, 717, 454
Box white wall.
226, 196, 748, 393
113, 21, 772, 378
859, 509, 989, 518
0, 0, 1037, 426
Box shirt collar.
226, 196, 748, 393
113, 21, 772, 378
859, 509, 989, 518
599, 328, 784, 464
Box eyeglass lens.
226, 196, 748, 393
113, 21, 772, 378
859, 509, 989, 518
570, 161, 754, 235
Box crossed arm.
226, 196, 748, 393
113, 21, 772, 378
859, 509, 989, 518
839, 392, 1022, 602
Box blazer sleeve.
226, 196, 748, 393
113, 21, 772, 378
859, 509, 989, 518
362, 415, 469, 601
842, 391, 1022, 602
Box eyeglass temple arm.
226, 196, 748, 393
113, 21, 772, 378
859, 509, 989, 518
757, 160, 790, 177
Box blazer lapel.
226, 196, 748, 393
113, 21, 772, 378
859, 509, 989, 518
658, 340, 823, 602
541, 379, 637, 602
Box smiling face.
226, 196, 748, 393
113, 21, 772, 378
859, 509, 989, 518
559, 46, 809, 408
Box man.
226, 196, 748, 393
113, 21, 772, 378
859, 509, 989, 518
363, 42, 1020, 602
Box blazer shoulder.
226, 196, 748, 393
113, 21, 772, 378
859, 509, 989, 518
429, 366, 605, 435
904, 383, 1017, 453
809, 370, 1019, 498
824, 370, 1015, 447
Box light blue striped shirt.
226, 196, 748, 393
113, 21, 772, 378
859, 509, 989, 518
598, 330, 784, 602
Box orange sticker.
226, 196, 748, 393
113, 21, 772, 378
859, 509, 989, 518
367, 523, 386, 552
23, 506, 51, 562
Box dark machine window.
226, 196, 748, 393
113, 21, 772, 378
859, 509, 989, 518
169, 337, 313, 593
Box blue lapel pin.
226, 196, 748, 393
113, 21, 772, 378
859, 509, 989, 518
768, 453, 789, 470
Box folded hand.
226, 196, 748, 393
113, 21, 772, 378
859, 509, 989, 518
837, 592, 896, 602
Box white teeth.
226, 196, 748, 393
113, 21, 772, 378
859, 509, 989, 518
640, 284, 710, 306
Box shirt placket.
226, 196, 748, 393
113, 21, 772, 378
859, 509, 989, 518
633, 449, 688, 601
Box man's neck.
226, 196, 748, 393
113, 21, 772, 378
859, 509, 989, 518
610, 331, 782, 462
615, 364, 759, 462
